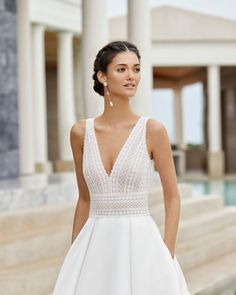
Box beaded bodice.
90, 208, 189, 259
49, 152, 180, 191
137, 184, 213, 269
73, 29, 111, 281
83, 116, 154, 217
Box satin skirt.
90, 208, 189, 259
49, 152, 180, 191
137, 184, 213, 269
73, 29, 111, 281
52, 215, 191, 295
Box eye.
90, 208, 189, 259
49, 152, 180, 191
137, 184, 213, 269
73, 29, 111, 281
134, 68, 140, 73
117, 68, 126, 72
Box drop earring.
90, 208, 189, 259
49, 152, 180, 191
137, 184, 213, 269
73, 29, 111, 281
103, 82, 113, 107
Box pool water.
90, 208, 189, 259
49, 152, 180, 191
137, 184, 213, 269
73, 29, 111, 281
181, 180, 236, 206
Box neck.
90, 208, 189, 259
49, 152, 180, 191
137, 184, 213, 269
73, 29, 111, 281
101, 93, 138, 123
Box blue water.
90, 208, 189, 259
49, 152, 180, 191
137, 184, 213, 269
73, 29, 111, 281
180, 180, 236, 206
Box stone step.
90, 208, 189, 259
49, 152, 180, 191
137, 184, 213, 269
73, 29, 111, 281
2, 242, 236, 295
0, 256, 63, 295
186, 251, 236, 295
0, 203, 75, 238
148, 182, 192, 207
0, 224, 71, 271
149, 195, 224, 224
179, 195, 224, 219
0, 197, 231, 271
177, 223, 236, 272
3, 197, 219, 270
0, 186, 194, 241
0, 178, 77, 213
153, 207, 236, 251
177, 206, 236, 242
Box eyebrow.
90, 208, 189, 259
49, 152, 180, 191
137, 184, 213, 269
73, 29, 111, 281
115, 63, 140, 67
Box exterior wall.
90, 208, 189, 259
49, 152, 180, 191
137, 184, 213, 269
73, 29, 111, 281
0, 0, 19, 178
151, 6, 236, 41
29, 0, 81, 33
151, 42, 236, 66
1, 2, 236, 178
109, 7, 236, 42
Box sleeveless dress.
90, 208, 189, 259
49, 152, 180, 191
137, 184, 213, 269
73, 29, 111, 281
52, 116, 191, 295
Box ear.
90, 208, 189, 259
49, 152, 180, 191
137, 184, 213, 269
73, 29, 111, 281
97, 71, 107, 84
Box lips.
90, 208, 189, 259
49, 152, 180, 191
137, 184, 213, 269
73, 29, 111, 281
123, 83, 135, 88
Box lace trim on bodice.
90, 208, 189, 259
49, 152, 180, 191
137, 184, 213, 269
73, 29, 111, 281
83, 116, 154, 217
89, 192, 150, 217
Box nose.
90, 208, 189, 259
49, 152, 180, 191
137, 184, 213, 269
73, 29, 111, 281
127, 69, 135, 79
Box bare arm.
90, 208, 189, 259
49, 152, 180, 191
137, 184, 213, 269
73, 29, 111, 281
149, 119, 180, 258
70, 120, 90, 244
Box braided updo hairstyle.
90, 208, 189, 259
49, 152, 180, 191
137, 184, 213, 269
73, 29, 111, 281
93, 41, 141, 96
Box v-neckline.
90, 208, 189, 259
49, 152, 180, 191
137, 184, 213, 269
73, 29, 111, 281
92, 117, 143, 179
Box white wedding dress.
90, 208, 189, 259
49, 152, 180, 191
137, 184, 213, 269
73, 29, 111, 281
52, 116, 191, 295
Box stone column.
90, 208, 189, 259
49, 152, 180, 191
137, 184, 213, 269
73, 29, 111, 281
32, 24, 52, 173
81, 0, 108, 118
173, 87, 185, 148
56, 31, 76, 171
128, 0, 152, 117
207, 65, 224, 177
173, 87, 186, 176
74, 43, 85, 120
224, 88, 236, 173
16, 0, 35, 174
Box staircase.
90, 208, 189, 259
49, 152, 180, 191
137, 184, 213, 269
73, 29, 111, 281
0, 204, 74, 295
0, 182, 236, 295
149, 189, 236, 295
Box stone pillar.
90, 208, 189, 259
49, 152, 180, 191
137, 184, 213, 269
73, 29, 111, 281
16, 0, 35, 174
82, 0, 108, 118
207, 65, 224, 177
173, 87, 185, 148
56, 31, 76, 171
32, 24, 52, 173
128, 0, 152, 117
173, 87, 186, 176
74, 43, 85, 120
224, 88, 236, 173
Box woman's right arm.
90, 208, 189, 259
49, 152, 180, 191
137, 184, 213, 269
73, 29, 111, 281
70, 120, 90, 244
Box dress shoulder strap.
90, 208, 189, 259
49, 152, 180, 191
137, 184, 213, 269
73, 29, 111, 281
83, 118, 92, 153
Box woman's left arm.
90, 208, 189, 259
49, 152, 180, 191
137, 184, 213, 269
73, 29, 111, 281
148, 119, 181, 258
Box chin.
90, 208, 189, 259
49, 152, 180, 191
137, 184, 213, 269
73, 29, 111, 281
124, 89, 136, 95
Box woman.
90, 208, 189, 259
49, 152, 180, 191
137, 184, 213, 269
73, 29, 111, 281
52, 41, 190, 294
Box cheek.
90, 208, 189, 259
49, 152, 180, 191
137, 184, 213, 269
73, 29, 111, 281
136, 75, 141, 84
109, 73, 124, 86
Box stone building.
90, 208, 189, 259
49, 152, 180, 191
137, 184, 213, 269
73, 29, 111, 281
0, 0, 236, 180
0, 0, 19, 178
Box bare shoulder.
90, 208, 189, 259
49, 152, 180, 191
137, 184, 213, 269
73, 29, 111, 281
147, 118, 168, 142
145, 118, 169, 158
70, 119, 87, 150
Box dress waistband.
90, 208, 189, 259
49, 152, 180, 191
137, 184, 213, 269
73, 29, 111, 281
89, 192, 150, 217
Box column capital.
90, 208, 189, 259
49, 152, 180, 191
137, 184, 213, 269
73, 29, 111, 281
32, 23, 46, 32
208, 64, 220, 68
57, 30, 73, 39
207, 64, 220, 75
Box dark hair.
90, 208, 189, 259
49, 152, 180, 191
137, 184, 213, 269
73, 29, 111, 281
93, 41, 141, 96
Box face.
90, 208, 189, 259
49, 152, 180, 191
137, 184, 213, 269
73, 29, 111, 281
100, 50, 141, 98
